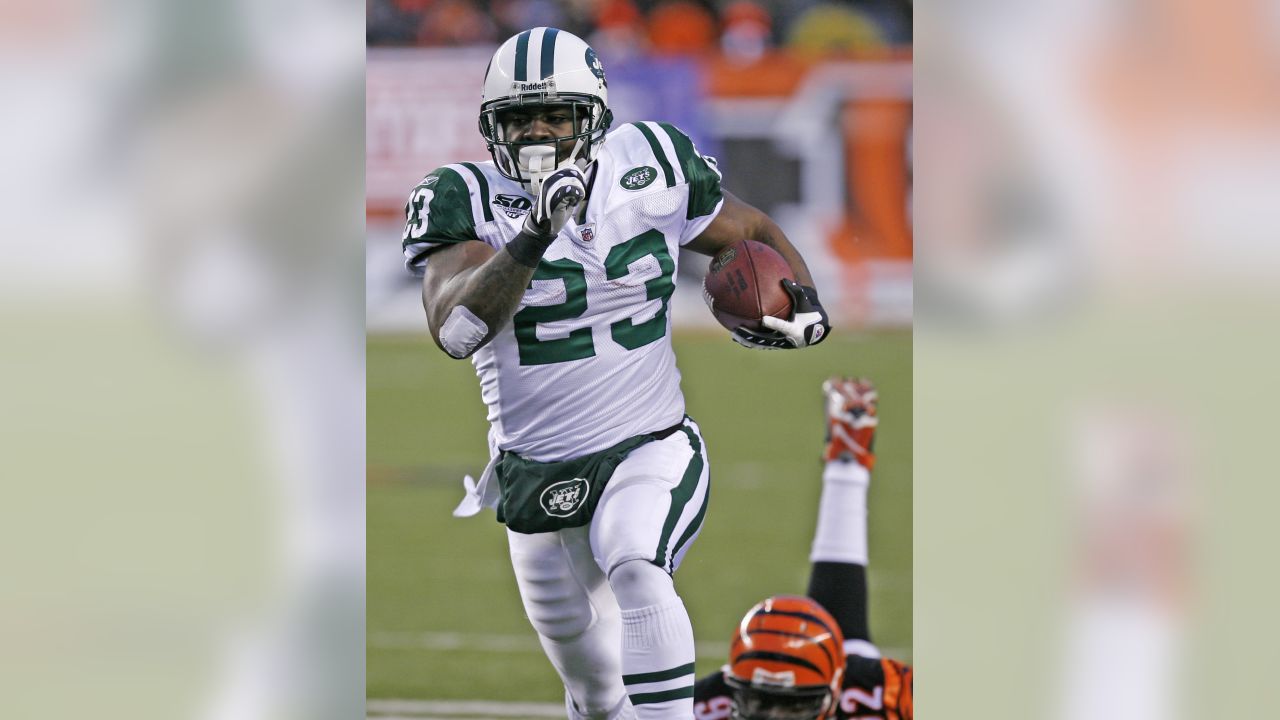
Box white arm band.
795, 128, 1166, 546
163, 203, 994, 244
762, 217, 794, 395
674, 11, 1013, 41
439, 305, 489, 358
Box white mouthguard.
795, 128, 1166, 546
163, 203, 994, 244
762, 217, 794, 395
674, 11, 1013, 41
520, 145, 561, 195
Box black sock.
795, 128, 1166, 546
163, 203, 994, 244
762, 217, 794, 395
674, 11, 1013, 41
807, 561, 871, 643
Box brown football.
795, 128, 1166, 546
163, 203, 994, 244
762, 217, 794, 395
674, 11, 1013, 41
702, 240, 796, 332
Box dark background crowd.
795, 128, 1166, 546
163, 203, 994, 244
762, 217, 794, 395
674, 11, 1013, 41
367, 0, 911, 57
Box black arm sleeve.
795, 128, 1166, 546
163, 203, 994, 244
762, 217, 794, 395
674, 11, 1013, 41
806, 561, 871, 643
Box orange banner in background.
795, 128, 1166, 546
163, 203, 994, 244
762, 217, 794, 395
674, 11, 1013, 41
836, 97, 913, 261
708, 51, 913, 263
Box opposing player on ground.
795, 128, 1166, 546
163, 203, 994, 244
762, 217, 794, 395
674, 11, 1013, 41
693, 378, 913, 720
402, 28, 832, 720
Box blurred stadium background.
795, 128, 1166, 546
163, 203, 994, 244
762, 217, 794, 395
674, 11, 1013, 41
3, 0, 1278, 718
365, 0, 913, 715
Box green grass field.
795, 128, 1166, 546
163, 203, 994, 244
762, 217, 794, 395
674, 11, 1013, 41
368, 329, 911, 703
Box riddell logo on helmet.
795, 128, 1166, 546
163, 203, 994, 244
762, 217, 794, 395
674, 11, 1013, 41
513, 80, 555, 91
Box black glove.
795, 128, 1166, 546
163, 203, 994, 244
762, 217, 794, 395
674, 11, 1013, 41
732, 280, 831, 349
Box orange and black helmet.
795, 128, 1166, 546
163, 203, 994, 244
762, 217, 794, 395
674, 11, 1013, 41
725, 596, 846, 720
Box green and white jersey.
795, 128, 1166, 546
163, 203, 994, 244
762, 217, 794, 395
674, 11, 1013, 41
403, 122, 724, 462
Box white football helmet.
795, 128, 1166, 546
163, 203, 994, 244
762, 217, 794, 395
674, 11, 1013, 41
479, 27, 613, 189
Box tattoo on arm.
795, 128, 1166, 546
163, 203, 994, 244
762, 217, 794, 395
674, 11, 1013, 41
449, 251, 536, 331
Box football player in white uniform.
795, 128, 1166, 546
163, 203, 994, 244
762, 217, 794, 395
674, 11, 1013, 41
403, 28, 831, 720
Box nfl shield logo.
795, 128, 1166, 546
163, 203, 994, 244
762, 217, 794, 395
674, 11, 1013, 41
579, 224, 595, 243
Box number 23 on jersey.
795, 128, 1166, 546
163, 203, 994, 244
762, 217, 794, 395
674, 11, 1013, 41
514, 229, 675, 366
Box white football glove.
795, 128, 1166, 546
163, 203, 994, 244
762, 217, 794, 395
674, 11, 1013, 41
520, 146, 585, 238
523, 162, 585, 240
732, 280, 831, 350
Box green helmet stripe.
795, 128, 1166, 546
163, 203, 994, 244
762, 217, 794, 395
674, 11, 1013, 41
513, 30, 531, 82
540, 28, 559, 80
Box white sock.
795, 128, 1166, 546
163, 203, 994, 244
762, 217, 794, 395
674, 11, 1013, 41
540, 626, 629, 719
810, 460, 871, 565
565, 690, 637, 720
620, 599, 697, 719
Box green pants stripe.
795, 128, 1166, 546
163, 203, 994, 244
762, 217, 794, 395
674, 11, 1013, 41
652, 424, 705, 571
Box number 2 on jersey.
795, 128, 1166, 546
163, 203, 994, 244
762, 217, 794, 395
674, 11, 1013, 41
514, 230, 675, 366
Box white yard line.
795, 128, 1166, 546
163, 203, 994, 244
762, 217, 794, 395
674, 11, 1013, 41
369, 631, 542, 653
369, 631, 731, 658
368, 699, 564, 718
369, 630, 909, 660
370, 716, 517, 720
371, 716, 549, 720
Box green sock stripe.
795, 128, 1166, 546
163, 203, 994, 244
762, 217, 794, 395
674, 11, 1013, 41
629, 686, 695, 705
623, 662, 697, 685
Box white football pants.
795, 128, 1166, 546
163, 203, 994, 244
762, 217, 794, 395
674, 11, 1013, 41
507, 418, 710, 719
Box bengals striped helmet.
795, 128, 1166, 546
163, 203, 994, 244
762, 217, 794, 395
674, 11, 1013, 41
725, 596, 846, 720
